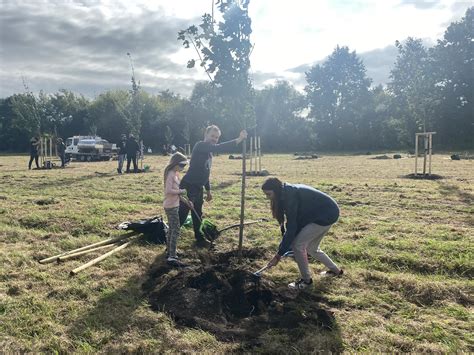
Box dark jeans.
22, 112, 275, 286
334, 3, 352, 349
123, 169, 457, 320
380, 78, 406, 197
126, 155, 138, 173
29, 154, 39, 169
178, 181, 204, 241
59, 152, 66, 167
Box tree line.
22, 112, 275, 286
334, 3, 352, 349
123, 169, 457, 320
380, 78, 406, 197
0, 7, 472, 153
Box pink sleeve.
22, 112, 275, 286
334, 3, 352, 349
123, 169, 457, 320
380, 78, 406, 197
165, 172, 182, 195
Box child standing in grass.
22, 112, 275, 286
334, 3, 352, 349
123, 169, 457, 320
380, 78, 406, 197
261, 177, 343, 290
163, 152, 192, 267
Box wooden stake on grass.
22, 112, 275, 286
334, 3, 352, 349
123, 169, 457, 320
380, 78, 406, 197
70, 238, 136, 276
258, 136, 262, 173
249, 136, 253, 174
57, 243, 117, 262
39, 232, 137, 264
238, 137, 247, 262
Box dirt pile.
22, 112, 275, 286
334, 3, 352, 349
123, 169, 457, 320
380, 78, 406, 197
403, 173, 443, 180
143, 248, 335, 343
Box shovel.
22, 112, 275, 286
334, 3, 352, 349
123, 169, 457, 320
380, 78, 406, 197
252, 264, 271, 278
182, 196, 268, 242
251, 251, 294, 279
202, 218, 268, 242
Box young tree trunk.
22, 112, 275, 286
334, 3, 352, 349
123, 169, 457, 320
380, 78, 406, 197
238, 138, 247, 262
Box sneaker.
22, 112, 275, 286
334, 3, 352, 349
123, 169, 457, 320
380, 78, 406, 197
167, 257, 187, 267
288, 278, 313, 290
320, 269, 344, 277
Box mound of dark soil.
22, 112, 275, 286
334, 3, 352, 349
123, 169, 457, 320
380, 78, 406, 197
371, 154, 391, 159
143, 248, 335, 343
403, 173, 443, 180
35, 197, 58, 205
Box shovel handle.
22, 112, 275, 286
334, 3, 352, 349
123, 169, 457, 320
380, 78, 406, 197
218, 218, 268, 233
253, 264, 270, 276
181, 196, 202, 223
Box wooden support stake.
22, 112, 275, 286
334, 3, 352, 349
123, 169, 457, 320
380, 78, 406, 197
70, 238, 136, 276
423, 135, 428, 176
429, 134, 433, 175
254, 135, 258, 172
249, 136, 253, 173
238, 138, 247, 262
42, 137, 46, 167
57, 243, 117, 262
258, 136, 262, 173
39, 232, 137, 264
414, 135, 418, 175
49, 137, 52, 162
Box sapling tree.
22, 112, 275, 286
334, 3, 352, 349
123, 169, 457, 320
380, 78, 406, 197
127, 52, 142, 138
178, 0, 255, 259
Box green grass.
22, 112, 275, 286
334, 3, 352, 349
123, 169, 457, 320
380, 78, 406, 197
0, 153, 473, 352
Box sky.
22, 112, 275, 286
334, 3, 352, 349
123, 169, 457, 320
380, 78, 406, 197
0, 0, 471, 98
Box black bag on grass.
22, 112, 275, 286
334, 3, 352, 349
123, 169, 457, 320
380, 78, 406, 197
118, 216, 168, 244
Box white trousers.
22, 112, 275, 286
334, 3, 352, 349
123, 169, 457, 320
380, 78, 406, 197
291, 223, 339, 281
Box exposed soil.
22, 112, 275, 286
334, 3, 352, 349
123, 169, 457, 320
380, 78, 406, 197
403, 173, 444, 180
143, 248, 336, 345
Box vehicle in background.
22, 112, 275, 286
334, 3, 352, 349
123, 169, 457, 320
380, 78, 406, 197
65, 136, 117, 162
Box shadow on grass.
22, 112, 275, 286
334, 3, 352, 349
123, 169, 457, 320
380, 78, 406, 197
66, 250, 168, 349
212, 180, 240, 191
31, 171, 117, 189
437, 181, 474, 206
68, 248, 343, 352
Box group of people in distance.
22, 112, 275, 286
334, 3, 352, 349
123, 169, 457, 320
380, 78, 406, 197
116, 134, 141, 174
28, 136, 66, 170
163, 125, 343, 290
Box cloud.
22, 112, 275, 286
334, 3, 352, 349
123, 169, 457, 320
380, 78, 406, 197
284, 45, 399, 88
359, 46, 399, 86
398, 0, 443, 10
1, 0, 471, 98
0, 1, 199, 97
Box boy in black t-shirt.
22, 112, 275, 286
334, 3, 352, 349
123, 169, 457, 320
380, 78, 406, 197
179, 125, 247, 246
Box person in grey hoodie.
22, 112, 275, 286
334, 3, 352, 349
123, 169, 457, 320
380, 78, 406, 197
261, 177, 343, 290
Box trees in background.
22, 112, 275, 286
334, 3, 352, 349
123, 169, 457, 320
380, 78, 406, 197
255, 80, 308, 151
388, 38, 434, 146
305, 46, 372, 150
0, 7, 472, 152
429, 7, 473, 148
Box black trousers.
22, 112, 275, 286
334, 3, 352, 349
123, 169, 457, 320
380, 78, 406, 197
178, 181, 204, 241
29, 154, 39, 169
126, 155, 138, 172
59, 152, 66, 167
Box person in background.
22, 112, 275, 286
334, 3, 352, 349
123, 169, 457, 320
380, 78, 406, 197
126, 134, 139, 173
163, 152, 193, 267
56, 138, 66, 168
178, 125, 247, 247
117, 134, 127, 174
28, 136, 40, 170
261, 177, 343, 290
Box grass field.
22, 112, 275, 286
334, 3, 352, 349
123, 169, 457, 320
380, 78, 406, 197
0, 153, 473, 352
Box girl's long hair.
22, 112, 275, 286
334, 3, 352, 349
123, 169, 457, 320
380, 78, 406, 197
163, 152, 188, 184
261, 177, 284, 225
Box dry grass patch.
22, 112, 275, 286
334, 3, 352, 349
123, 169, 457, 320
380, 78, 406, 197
0, 153, 472, 352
